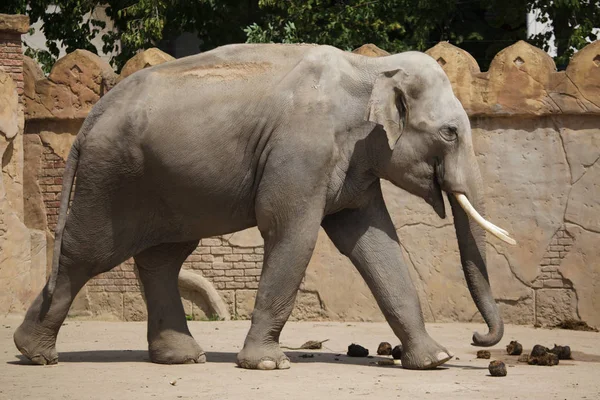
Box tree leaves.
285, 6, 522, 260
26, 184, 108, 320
0, 0, 597, 73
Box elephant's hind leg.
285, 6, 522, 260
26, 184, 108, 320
134, 241, 205, 364
13, 259, 91, 365
13, 225, 126, 365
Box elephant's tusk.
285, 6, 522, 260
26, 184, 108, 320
454, 193, 517, 246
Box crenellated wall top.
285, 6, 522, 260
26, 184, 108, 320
426, 40, 600, 116
22, 40, 600, 121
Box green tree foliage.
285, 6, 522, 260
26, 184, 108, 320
527, 0, 600, 68
1, 1, 261, 72
2, 1, 109, 73
0, 1, 597, 73
244, 0, 529, 68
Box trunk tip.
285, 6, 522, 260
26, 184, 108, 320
471, 324, 504, 347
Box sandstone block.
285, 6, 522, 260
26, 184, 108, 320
242, 254, 263, 262
217, 290, 235, 317
0, 14, 29, 34
193, 246, 210, 254
233, 247, 253, 254
224, 254, 242, 262
123, 291, 148, 321
119, 48, 174, 80
498, 292, 535, 325
565, 41, 600, 112
227, 227, 263, 248
565, 160, 600, 232
235, 290, 257, 319
88, 291, 124, 320
190, 289, 214, 320
202, 238, 221, 246
25, 50, 117, 120
290, 291, 326, 321
179, 288, 193, 316
0, 71, 18, 139
535, 289, 578, 326
225, 281, 244, 289
352, 44, 390, 57
211, 246, 232, 255
22, 56, 43, 100
486, 41, 558, 116
561, 224, 600, 327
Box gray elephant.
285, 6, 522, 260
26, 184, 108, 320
14, 43, 515, 370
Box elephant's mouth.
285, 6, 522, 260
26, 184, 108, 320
430, 158, 446, 219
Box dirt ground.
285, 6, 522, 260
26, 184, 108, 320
1, 316, 599, 400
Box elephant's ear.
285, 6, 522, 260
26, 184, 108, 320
366, 69, 409, 150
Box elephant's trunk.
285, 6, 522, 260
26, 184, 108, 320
448, 168, 504, 347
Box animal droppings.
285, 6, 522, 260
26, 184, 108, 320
477, 350, 491, 359
392, 345, 403, 360
528, 352, 559, 366
554, 320, 598, 332
377, 342, 392, 356
488, 360, 507, 377
517, 354, 530, 363
506, 341, 523, 355
528, 346, 559, 366
530, 345, 549, 357
549, 344, 571, 360
347, 343, 369, 357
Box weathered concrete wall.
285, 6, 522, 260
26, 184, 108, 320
5, 19, 600, 327
0, 14, 46, 316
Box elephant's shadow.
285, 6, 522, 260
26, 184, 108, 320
8, 350, 459, 368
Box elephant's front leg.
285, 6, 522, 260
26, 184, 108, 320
236, 205, 322, 370
322, 183, 452, 370
236, 147, 328, 370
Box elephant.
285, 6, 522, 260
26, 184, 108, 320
14, 43, 515, 370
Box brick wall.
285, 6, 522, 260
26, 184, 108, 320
537, 227, 575, 288
531, 226, 578, 326
40, 144, 64, 231
182, 238, 263, 291
87, 260, 139, 293
0, 31, 25, 102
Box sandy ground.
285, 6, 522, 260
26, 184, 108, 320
1, 316, 599, 400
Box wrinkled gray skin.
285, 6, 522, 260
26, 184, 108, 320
14, 44, 503, 370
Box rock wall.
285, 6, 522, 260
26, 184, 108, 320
4, 16, 600, 327
0, 14, 46, 316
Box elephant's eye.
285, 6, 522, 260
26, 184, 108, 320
440, 126, 458, 142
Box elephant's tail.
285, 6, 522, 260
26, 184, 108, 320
45, 135, 81, 300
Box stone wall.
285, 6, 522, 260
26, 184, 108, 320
0, 14, 46, 316
3, 13, 600, 327
0, 14, 27, 102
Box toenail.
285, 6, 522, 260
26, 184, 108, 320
257, 359, 276, 370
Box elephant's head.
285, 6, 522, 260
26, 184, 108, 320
367, 52, 516, 347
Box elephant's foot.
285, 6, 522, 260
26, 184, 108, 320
237, 341, 291, 370
13, 323, 59, 365
401, 337, 453, 370
149, 330, 206, 364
